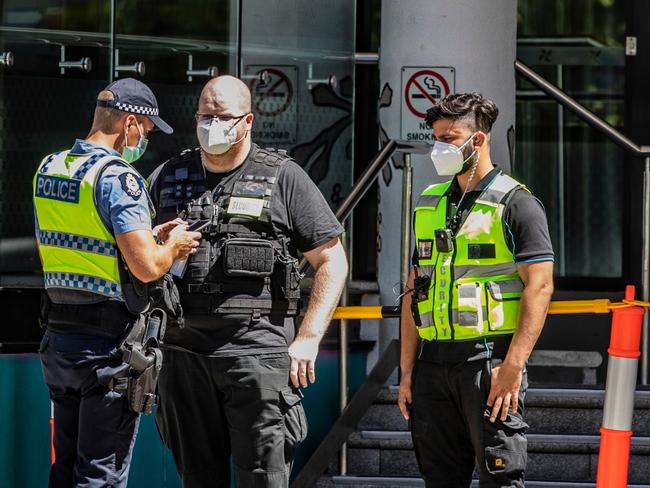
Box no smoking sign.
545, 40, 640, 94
401, 66, 455, 141
246, 64, 298, 145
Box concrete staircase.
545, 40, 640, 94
316, 386, 650, 487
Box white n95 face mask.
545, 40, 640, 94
430, 133, 477, 176
196, 117, 245, 155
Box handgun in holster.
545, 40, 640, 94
111, 309, 167, 415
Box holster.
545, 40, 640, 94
109, 309, 167, 415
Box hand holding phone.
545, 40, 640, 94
186, 220, 211, 232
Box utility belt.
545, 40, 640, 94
182, 293, 300, 318
42, 298, 135, 338
41, 294, 166, 415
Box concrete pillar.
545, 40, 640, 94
376, 0, 518, 369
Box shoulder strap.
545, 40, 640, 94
475, 172, 524, 206
161, 148, 203, 185
38, 150, 70, 174
87, 155, 136, 189
252, 146, 293, 173
415, 180, 453, 209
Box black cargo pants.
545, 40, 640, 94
410, 358, 528, 488
156, 350, 307, 488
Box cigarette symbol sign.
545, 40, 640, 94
401, 66, 455, 142
404, 69, 451, 118
245, 65, 298, 145
250, 68, 294, 117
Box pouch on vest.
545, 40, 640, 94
273, 253, 303, 301
456, 282, 485, 327
222, 238, 274, 278
486, 279, 523, 332
148, 274, 184, 328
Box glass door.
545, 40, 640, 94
113, 0, 237, 178
0, 1, 112, 281
240, 0, 356, 210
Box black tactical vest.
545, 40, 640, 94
154, 145, 302, 318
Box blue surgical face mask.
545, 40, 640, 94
122, 122, 148, 163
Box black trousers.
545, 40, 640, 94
156, 350, 307, 488
410, 359, 528, 488
39, 330, 139, 488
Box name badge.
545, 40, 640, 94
227, 197, 264, 217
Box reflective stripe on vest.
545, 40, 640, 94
413, 172, 525, 342
33, 150, 134, 299
44, 271, 122, 298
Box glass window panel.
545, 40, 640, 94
114, 0, 236, 178
516, 0, 625, 279
0, 1, 111, 276
240, 0, 356, 210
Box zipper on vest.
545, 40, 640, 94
429, 252, 441, 341
447, 242, 457, 341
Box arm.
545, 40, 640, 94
487, 260, 554, 421
288, 237, 348, 388
398, 268, 420, 420
116, 227, 201, 283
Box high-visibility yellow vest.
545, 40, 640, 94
33, 149, 145, 299
412, 172, 525, 342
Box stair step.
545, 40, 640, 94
348, 431, 650, 454
337, 431, 650, 482
317, 476, 650, 488
377, 386, 650, 407
362, 388, 650, 435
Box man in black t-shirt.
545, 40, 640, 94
147, 76, 347, 488
398, 93, 554, 487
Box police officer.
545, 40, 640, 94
147, 75, 348, 487
33, 78, 201, 488
398, 93, 554, 488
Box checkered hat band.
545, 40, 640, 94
114, 102, 159, 116
39, 230, 117, 257
44, 271, 122, 298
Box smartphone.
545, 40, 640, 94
187, 220, 210, 232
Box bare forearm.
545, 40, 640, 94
138, 242, 178, 282
116, 229, 200, 283
401, 270, 420, 376
504, 283, 553, 368
297, 256, 347, 340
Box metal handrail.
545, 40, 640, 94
515, 59, 650, 385
515, 60, 650, 156
291, 340, 400, 488
299, 139, 430, 274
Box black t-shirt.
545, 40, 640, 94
413, 166, 554, 362
148, 145, 344, 356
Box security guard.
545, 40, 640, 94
33, 78, 201, 488
147, 75, 348, 487
398, 93, 554, 488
